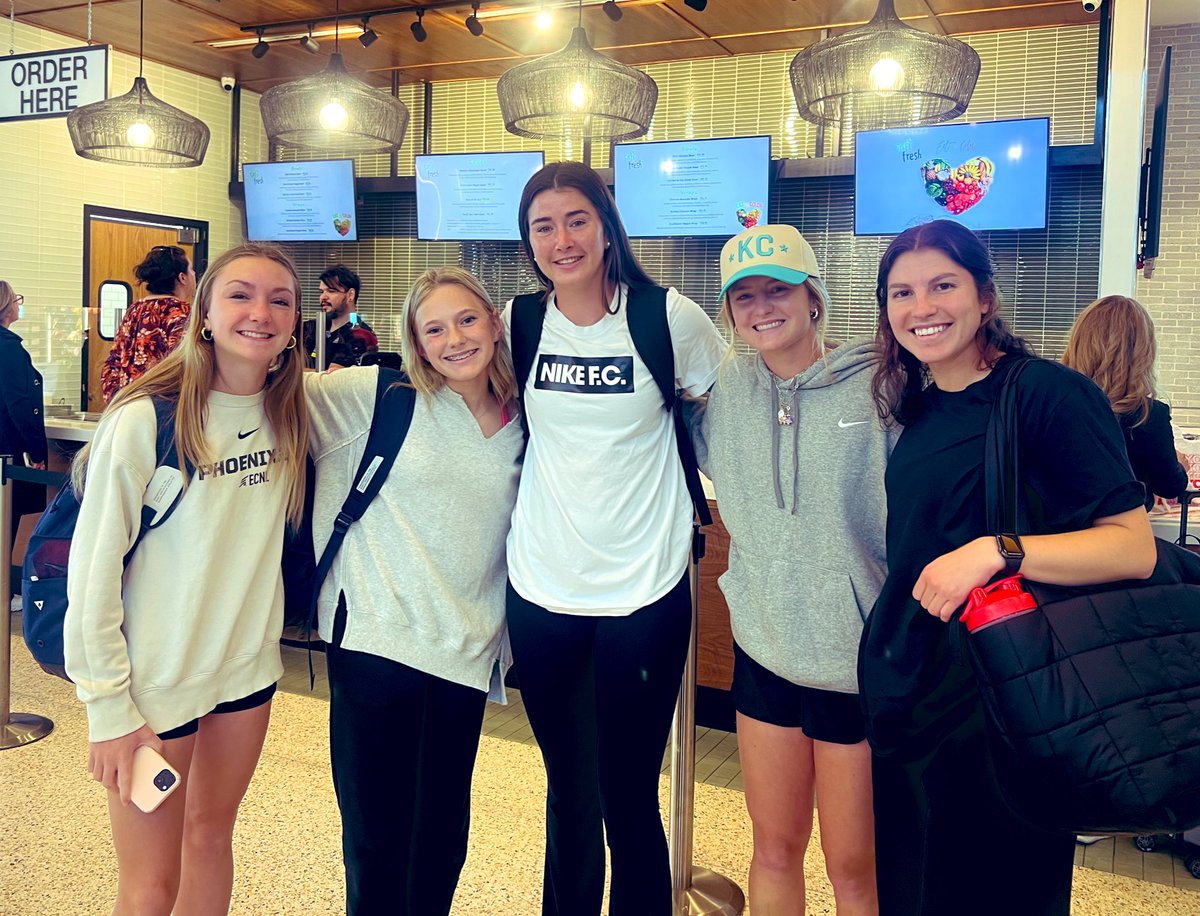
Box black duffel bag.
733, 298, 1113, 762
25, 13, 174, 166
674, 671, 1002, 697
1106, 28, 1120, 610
959, 358, 1200, 835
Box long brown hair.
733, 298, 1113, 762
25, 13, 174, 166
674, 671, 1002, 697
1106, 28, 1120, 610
399, 266, 517, 407
1062, 294, 1158, 426
517, 161, 655, 315
73, 244, 309, 528
870, 219, 1034, 425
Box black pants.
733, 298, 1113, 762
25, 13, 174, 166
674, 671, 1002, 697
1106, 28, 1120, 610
327, 641, 487, 916
872, 704, 1074, 916
506, 573, 691, 916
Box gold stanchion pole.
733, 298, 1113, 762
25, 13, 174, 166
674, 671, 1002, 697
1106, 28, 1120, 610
668, 524, 744, 914
1, 454, 55, 750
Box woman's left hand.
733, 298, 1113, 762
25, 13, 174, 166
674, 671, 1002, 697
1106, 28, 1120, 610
912, 537, 1005, 622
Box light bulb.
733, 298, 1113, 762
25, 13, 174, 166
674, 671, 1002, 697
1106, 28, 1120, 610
126, 121, 155, 147
320, 101, 350, 131
535, 10, 552, 29
869, 55, 905, 92
569, 82, 587, 110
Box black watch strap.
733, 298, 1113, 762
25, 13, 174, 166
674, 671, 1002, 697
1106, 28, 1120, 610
996, 533, 1025, 575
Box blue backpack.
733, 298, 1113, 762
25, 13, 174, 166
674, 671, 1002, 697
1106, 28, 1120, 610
22, 398, 188, 680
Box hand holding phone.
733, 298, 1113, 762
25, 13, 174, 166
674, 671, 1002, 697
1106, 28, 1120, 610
130, 745, 181, 813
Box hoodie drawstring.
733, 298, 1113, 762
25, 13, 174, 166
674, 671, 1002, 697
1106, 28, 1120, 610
769, 383, 801, 515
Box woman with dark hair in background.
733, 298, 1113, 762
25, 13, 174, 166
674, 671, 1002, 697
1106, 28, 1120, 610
858, 220, 1155, 916
1063, 294, 1189, 508
102, 245, 196, 402
0, 279, 46, 564
504, 161, 725, 915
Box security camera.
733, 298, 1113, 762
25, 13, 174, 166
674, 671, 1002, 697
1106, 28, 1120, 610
1081, 0, 1100, 12
220, 76, 236, 92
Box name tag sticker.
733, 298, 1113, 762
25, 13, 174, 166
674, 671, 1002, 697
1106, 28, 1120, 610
144, 466, 185, 526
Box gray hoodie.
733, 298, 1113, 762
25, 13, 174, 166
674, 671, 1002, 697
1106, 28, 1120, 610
693, 339, 897, 694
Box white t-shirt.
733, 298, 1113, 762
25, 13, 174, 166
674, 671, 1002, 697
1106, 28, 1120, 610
503, 284, 724, 615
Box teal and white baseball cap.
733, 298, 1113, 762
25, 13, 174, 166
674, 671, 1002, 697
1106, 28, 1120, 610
718, 224, 822, 300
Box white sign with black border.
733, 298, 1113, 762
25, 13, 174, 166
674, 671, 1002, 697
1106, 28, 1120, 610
0, 45, 108, 122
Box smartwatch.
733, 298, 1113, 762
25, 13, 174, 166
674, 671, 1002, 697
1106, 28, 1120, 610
996, 533, 1025, 575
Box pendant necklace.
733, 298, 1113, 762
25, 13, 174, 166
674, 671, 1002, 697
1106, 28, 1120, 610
776, 375, 797, 427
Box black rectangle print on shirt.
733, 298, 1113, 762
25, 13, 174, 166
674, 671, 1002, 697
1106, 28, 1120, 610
534, 354, 635, 394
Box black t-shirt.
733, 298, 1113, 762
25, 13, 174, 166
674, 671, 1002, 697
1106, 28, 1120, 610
859, 355, 1145, 757
1120, 399, 1189, 509
302, 316, 376, 369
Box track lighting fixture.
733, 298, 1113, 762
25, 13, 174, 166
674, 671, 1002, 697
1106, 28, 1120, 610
602, 1, 622, 21
252, 29, 269, 58
411, 9, 428, 42
300, 27, 320, 53
466, 2, 484, 36
358, 18, 378, 47
683, 0, 708, 10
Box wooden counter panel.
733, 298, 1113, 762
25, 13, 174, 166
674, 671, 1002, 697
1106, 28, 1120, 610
697, 500, 734, 691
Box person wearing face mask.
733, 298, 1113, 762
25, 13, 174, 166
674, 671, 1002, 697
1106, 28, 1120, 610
102, 245, 197, 402
302, 265, 378, 369
0, 279, 46, 563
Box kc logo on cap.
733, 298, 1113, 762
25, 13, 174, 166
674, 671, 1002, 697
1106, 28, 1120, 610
718, 223, 822, 300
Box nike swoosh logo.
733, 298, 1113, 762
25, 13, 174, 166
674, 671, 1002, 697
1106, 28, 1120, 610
237, 428, 260, 439
838, 419, 869, 428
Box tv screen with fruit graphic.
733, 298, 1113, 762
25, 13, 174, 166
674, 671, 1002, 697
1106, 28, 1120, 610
244, 159, 358, 242
614, 135, 770, 238
853, 118, 1049, 236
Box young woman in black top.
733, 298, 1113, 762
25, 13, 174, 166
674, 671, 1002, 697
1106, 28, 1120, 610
1063, 294, 1189, 508
858, 221, 1156, 916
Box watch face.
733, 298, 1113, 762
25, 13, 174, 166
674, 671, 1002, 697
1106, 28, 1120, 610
998, 533, 1024, 558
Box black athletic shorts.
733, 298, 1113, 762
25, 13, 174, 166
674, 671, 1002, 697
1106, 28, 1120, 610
157, 683, 277, 741
732, 642, 865, 745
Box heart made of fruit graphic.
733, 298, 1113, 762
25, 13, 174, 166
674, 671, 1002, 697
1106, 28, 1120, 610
921, 157, 995, 216
332, 214, 352, 237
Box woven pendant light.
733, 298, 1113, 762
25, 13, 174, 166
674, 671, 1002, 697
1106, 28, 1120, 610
789, 0, 980, 132
66, 0, 209, 167
497, 14, 657, 141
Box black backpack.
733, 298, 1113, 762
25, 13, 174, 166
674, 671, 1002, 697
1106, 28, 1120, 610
22, 398, 189, 680
509, 285, 712, 526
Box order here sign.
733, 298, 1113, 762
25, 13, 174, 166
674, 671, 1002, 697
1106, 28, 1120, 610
0, 45, 108, 122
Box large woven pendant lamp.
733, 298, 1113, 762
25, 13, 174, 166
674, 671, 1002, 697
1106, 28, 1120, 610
789, 0, 980, 132
260, 2, 409, 153
497, 2, 657, 141
66, 0, 210, 167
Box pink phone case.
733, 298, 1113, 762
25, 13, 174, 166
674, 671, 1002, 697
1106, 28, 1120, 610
129, 745, 181, 813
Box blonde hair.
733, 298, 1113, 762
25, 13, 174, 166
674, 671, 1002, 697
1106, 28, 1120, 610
718, 276, 833, 368
73, 244, 310, 528
0, 280, 16, 324
399, 267, 517, 407
1062, 294, 1158, 426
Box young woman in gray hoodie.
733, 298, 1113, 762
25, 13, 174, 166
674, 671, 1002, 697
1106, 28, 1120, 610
692, 224, 895, 916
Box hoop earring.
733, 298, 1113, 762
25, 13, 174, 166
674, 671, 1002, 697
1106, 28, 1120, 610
810, 309, 819, 321
267, 355, 281, 373
286, 335, 297, 350
201, 327, 213, 341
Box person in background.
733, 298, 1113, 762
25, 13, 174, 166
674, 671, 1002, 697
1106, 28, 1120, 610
0, 280, 47, 564
1062, 294, 1189, 509
305, 267, 521, 916
302, 265, 378, 369
859, 220, 1155, 916
692, 225, 889, 915
65, 243, 308, 916
504, 161, 725, 916
102, 245, 196, 402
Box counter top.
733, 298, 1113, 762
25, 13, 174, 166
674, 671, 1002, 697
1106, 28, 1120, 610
46, 417, 99, 443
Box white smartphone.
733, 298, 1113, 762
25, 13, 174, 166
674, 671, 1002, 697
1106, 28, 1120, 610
130, 744, 181, 814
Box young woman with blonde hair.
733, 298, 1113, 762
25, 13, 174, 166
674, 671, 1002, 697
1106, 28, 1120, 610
65, 243, 308, 916
1063, 294, 1188, 508
304, 266, 522, 915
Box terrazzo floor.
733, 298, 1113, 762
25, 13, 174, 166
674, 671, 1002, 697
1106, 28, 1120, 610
3, 634, 1200, 914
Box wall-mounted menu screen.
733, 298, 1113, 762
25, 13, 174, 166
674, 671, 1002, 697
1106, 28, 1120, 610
415, 151, 545, 241
854, 118, 1050, 235
244, 159, 358, 242
613, 135, 771, 238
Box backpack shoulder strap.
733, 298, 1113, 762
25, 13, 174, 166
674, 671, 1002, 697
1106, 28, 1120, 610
625, 285, 712, 527
510, 292, 548, 438
309, 368, 417, 629
124, 397, 192, 565
984, 357, 1037, 537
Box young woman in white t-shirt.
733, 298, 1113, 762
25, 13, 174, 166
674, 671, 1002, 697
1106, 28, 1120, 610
304, 268, 522, 915
505, 161, 725, 915
65, 243, 309, 915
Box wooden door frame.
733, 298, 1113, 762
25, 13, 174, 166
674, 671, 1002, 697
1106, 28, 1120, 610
81, 205, 209, 410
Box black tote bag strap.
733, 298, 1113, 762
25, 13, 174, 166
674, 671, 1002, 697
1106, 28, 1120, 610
984, 358, 1036, 537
